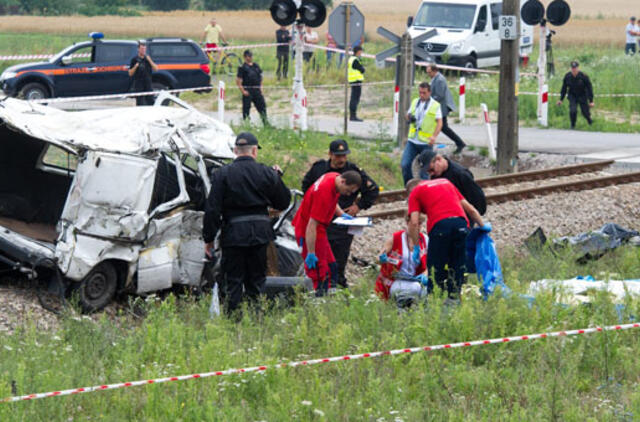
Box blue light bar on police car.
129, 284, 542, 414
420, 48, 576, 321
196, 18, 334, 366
89, 32, 104, 40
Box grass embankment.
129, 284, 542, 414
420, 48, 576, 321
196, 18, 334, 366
0, 245, 639, 420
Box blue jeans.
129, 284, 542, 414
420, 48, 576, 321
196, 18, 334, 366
401, 141, 432, 185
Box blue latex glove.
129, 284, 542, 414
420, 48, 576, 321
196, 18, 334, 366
305, 253, 318, 269
379, 253, 388, 264
412, 245, 420, 262
341, 214, 354, 220
417, 274, 429, 286
480, 223, 492, 232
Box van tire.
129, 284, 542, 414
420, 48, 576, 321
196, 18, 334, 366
76, 262, 117, 313
19, 82, 49, 100
462, 56, 477, 75
152, 81, 174, 106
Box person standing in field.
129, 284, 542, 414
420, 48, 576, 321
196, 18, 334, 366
326, 32, 337, 67
303, 26, 319, 70
556, 61, 594, 129
128, 41, 157, 106
625, 16, 639, 55
236, 50, 267, 125
201, 17, 227, 50
275, 25, 292, 80
348, 46, 365, 122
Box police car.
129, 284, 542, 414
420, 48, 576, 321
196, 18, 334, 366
0, 33, 211, 100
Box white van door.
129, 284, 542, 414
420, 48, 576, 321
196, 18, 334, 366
469, 3, 492, 68
486, 2, 503, 66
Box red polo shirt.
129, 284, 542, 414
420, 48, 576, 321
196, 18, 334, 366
408, 179, 468, 233
293, 172, 340, 239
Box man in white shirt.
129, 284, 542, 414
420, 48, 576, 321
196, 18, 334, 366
401, 82, 443, 184
303, 26, 319, 69
625, 16, 639, 55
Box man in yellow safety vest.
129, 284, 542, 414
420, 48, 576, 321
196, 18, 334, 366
348, 46, 365, 122
401, 81, 443, 185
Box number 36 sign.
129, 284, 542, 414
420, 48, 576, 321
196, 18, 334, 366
499, 15, 518, 40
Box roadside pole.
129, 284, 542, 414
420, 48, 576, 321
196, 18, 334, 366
217, 80, 225, 122
397, 32, 413, 147
343, 2, 351, 135
292, 24, 308, 131
537, 20, 547, 123
496, 0, 519, 174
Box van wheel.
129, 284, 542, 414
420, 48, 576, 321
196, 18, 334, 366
462, 56, 477, 76
19, 82, 49, 100
152, 81, 174, 106
76, 262, 117, 313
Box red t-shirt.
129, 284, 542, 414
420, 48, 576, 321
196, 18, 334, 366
293, 172, 340, 239
408, 179, 468, 233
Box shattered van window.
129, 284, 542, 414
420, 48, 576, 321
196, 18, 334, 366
41, 145, 78, 171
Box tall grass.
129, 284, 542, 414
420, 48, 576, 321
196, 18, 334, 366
0, 245, 639, 420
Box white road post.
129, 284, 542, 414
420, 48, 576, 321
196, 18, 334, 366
292, 22, 308, 131
481, 103, 496, 160
217, 80, 225, 122
537, 23, 547, 122
392, 85, 399, 136
540, 84, 548, 127
459, 77, 466, 122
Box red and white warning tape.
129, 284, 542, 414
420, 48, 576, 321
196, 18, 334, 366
0, 52, 90, 61
202, 42, 285, 52
2, 321, 639, 404
30, 86, 213, 104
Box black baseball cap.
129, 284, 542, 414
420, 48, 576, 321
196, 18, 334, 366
418, 149, 437, 169
244, 49, 252, 57
570, 60, 579, 68
235, 132, 261, 149
329, 139, 350, 155
631, 16, 636, 21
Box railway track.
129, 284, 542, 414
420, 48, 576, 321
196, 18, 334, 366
364, 169, 640, 220
376, 160, 616, 204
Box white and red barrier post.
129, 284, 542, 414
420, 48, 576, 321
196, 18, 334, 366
217, 80, 225, 122
392, 85, 399, 137
539, 84, 548, 127
459, 77, 466, 123
480, 103, 496, 160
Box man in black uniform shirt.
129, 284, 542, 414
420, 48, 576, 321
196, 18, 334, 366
236, 50, 267, 124
128, 41, 158, 106
556, 61, 594, 129
418, 150, 486, 216
203, 132, 291, 315
275, 25, 292, 80
301, 139, 379, 288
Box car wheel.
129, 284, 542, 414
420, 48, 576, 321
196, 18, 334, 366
19, 82, 49, 100
75, 262, 117, 313
152, 81, 174, 106
463, 56, 477, 76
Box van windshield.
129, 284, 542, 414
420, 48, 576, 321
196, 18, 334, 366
414, 3, 477, 29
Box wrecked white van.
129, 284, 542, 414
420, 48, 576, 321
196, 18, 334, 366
0, 97, 305, 312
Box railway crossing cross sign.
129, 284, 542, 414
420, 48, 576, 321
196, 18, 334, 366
375, 27, 438, 63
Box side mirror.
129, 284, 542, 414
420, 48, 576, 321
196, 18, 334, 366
61, 55, 72, 66
407, 15, 414, 27
474, 18, 487, 33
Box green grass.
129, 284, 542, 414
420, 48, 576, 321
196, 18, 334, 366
1, 245, 639, 420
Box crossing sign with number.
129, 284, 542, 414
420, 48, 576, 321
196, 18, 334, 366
499, 15, 518, 40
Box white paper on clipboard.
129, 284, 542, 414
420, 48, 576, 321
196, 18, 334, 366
333, 216, 372, 237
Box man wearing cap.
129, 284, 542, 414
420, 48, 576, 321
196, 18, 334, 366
417, 150, 486, 217
128, 41, 158, 106
625, 17, 639, 55
301, 140, 380, 289
236, 50, 267, 124
348, 46, 366, 122
556, 61, 594, 129
401, 81, 443, 185
203, 132, 291, 315
293, 170, 362, 296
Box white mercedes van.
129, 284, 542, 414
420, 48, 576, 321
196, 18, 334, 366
409, 0, 534, 69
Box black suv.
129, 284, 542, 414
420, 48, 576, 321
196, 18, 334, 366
0, 35, 211, 100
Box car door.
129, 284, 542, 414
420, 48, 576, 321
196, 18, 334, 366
93, 43, 137, 94
470, 4, 491, 67
487, 2, 503, 66
53, 44, 102, 97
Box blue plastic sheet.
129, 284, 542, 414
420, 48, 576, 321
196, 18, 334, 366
466, 228, 509, 298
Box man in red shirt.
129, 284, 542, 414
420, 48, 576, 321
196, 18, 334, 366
293, 171, 362, 295
405, 178, 489, 299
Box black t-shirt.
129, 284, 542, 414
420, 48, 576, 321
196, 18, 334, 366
237, 63, 262, 88
130, 56, 152, 82
276, 29, 291, 53
439, 158, 487, 215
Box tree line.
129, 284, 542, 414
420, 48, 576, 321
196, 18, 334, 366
0, 0, 332, 16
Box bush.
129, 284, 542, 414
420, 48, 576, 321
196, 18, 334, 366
202, 0, 332, 11
142, 0, 189, 11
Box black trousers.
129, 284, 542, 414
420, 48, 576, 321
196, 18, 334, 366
427, 217, 469, 298
242, 88, 267, 123
327, 224, 353, 289
349, 82, 362, 116
441, 115, 465, 148
221, 243, 268, 314
276, 51, 289, 79
132, 79, 153, 106
568, 95, 592, 127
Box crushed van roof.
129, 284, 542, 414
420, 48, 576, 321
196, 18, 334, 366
0, 98, 236, 159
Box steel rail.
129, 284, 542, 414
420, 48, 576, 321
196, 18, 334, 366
364, 170, 640, 220
376, 160, 615, 204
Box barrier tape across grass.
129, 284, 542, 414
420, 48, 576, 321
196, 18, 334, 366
2, 322, 638, 404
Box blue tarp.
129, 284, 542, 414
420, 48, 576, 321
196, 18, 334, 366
466, 228, 509, 298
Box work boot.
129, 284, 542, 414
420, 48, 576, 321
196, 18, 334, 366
350, 115, 363, 122
454, 143, 466, 155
